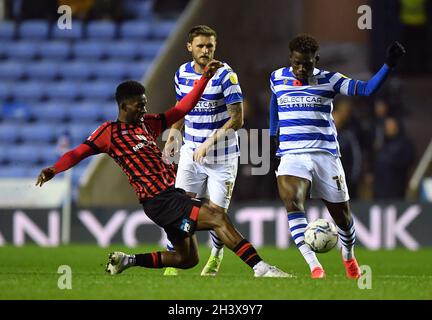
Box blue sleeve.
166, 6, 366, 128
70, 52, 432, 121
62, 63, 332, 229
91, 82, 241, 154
353, 64, 391, 96
269, 93, 279, 136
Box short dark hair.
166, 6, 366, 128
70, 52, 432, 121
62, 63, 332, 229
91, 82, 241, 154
289, 34, 319, 54
188, 25, 217, 43
115, 80, 145, 105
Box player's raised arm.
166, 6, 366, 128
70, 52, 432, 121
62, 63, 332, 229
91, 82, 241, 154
348, 41, 406, 97
163, 60, 223, 127
35, 143, 96, 187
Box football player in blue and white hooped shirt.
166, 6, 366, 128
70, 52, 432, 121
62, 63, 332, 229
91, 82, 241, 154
163, 25, 244, 277
269, 34, 406, 279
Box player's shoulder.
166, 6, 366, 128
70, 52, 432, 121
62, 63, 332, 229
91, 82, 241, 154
215, 62, 236, 78
270, 67, 288, 81
88, 121, 113, 140
176, 62, 192, 75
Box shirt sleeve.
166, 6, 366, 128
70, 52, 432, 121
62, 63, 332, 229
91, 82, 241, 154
144, 113, 167, 138
221, 69, 243, 105
330, 72, 357, 96
174, 69, 183, 101
84, 122, 112, 153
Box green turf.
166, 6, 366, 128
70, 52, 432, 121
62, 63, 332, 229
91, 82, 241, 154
0, 245, 431, 300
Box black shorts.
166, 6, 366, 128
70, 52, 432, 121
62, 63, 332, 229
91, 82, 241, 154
142, 187, 202, 244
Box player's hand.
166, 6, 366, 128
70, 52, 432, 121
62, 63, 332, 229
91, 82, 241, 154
163, 138, 180, 158
203, 60, 224, 78
35, 166, 56, 187
193, 140, 212, 164
385, 41, 406, 68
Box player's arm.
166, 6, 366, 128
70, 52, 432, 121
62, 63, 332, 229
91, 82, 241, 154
163, 60, 223, 128
35, 144, 96, 187
269, 93, 280, 158
162, 103, 185, 158
346, 42, 406, 97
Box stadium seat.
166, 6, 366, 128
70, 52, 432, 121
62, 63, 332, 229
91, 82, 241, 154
38, 41, 71, 60
47, 81, 81, 100
68, 123, 95, 145
151, 20, 177, 39
80, 81, 114, 100
0, 62, 25, 81
73, 41, 107, 60
138, 40, 163, 59
30, 103, 69, 122
119, 21, 151, 39
1, 102, 31, 122
0, 21, 16, 40
91, 61, 128, 80
19, 124, 58, 144
68, 104, 102, 122
0, 82, 11, 100
3, 41, 39, 60
58, 61, 93, 80
86, 21, 117, 39
0, 123, 19, 143
38, 144, 61, 164
0, 165, 29, 177
124, 0, 154, 19
124, 61, 151, 79
19, 20, 50, 39
106, 41, 138, 60
12, 145, 41, 165
51, 20, 83, 40
25, 61, 60, 80
0, 144, 8, 164
101, 105, 119, 121
12, 81, 46, 101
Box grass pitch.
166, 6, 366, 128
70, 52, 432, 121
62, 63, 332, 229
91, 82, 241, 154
0, 245, 431, 300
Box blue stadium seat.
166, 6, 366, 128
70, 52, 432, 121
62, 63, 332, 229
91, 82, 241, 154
19, 20, 50, 39
101, 104, 119, 121
124, 61, 151, 79
47, 81, 80, 100
80, 81, 114, 100
91, 61, 128, 80
106, 41, 138, 59
68, 104, 102, 122
13, 145, 41, 165
138, 40, 163, 59
68, 123, 94, 145
12, 81, 46, 101
0, 62, 25, 80
38, 41, 71, 60
124, 0, 154, 19
0, 165, 29, 177
58, 61, 92, 80
19, 124, 56, 144
25, 61, 60, 80
0, 21, 16, 40
0, 144, 8, 164
30, 103, 69, 122
52, 20, 83, 40
119, 21, 151, 39
0, 82, 11, 100
87, 21, 117, 39
3, 41, 39, 60
151, 20, 177, 39
38, 144, 60, 164
1, 102, 31, 122
73, 41, 106, 60
0, 123, 19, 143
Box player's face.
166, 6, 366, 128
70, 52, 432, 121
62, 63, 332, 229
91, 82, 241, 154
187, 35, 216, 68
290, 51, 317, 81
125, 95, 148, 124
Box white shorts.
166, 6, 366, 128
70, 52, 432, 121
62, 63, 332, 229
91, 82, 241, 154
276, 152, 350, 203
175, 147, 238, 209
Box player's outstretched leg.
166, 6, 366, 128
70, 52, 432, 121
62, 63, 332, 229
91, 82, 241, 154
200, 230, 224, 276
324, 200, 361, 279
277, 176, 324, 278
197, 204, 294, 278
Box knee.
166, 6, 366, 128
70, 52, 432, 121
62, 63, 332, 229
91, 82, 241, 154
178, 253, 199, 269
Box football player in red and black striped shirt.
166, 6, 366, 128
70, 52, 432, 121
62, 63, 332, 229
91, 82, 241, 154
36, 60, 289, 277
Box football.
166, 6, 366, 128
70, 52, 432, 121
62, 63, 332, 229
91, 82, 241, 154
304, 219, 339, 253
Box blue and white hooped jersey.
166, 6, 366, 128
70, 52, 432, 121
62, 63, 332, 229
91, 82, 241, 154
270, 67, 356, 157
175, 61, 243, 160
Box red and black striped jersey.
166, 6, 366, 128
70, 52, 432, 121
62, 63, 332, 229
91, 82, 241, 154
83, 114, 175, 202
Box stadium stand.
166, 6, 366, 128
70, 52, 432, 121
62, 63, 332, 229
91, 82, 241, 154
0, 0, 180, 191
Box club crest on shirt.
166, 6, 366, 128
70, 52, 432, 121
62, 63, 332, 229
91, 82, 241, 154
229, 73, 238, 85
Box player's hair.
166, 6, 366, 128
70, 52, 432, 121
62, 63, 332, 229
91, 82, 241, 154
289, 34, 319, 54
115, 80, 145, 105
188, 25, 217, 43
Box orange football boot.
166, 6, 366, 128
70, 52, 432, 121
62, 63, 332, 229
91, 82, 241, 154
311, 266, 326, 279
343, 257, 361, 279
